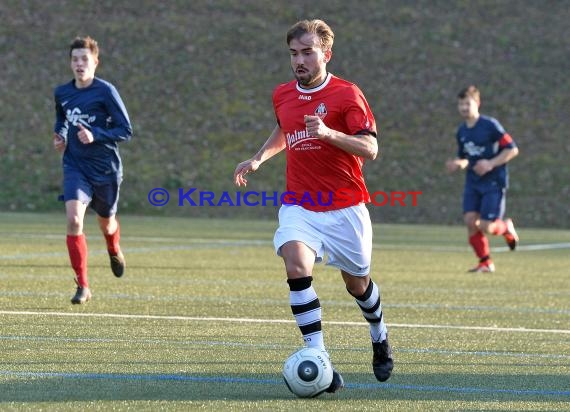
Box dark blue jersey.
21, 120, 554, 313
54, 77, 132, 182
456, 115, 516, 189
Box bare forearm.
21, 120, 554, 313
472, 147, 519, 176
303, 115, 377, 160
253, 125, 286, 164
489, 147, 519, 168
234, 125, 285, 187
322, 131, 378, 160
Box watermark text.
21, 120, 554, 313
147, 188, 422, 208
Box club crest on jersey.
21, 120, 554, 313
314, 103, 327, 119
463, 141, 486, 156
66, 107, 95, 127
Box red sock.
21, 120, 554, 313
491, 219, 508, 236
469, 231, 490, 262
104, 223, 120, 255
66, 234, 88, 287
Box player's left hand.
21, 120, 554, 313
304, 115, 331, 140
77, 123, 94, 144
473, 159, 493, 176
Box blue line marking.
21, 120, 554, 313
1, 371, 569, 398
344, 381, 570, 397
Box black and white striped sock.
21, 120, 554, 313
287, 276, 324, 350
352, 280, 387, 342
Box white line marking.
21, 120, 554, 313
2, 236, 569, 260
492, 242, 570, 252
1, 310, 568, 334
0, 237, 272, 259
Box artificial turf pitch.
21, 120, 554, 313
0, 212, 568, 411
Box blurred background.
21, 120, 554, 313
1, 0, 568, 227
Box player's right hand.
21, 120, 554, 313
53, 133, 66, 153
233, 159, 260, 187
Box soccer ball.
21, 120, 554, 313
282, 347, 333, 398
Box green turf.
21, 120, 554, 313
2, 1, 570, 228
0, 212, 569, 411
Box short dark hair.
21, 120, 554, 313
286, 19, 334, 51
69, 36, 99, 59
457, 85, 480, 105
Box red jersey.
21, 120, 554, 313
273, 73, 377, 211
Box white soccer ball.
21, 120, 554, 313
282, 347, 333, 398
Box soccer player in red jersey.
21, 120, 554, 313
446, 86, 519, 273
53, 37, 132, 304
234, 19, 393, 391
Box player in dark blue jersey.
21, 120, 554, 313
446, 86, 519, 273
53, 36, 132, 303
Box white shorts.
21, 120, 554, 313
273, 204, 373, 276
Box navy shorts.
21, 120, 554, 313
63, 167, 121, 218
463, 186, 506, 221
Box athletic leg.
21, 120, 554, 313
281, 241, 323, 350
92, 180, 125, 277
343, 273, 387, 342
97, 214, 125, 277
274, 205, 344, 392
65, 200, 92, 303
323, 205, 392, 382
463, 186, 494, 272
465, 211, 494, 271
281, 240, 344, 392
479, 188, 519, 251
343, 271, 393, 381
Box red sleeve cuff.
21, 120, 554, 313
499, 133, 514, 148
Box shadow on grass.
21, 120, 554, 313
0, 372, 568, 402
